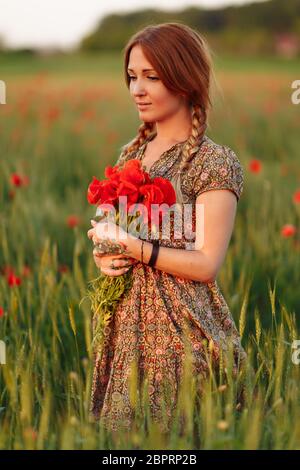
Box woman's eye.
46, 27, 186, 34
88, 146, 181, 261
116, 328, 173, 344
129, 76, 158, 81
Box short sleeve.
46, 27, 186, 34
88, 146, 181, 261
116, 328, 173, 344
192, 144, 244, 202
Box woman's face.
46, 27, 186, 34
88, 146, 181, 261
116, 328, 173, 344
128, 44, 188, 123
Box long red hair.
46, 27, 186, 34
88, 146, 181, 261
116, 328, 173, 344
120, 22, 215, 174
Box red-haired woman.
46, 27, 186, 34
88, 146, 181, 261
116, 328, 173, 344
87, 22, 249, 436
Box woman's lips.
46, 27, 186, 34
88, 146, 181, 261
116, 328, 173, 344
137, 104, 151, 109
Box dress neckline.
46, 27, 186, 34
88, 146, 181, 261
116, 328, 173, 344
138, 134, 189, 175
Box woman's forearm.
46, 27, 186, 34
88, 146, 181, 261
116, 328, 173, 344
125, 234, 215, 283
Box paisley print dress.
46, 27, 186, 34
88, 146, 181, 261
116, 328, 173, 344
89, 133, 248, 433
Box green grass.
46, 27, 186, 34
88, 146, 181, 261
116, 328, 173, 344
1, 51, 299, 79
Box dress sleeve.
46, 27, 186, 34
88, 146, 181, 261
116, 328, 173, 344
193, 144, 244, 202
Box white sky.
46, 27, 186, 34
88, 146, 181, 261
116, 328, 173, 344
0, 0, 266, 50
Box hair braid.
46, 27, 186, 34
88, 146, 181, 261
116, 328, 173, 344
121, 121, 155, 157
177, 103, 208, 176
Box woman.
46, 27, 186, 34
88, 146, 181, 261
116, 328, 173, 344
87, 22, 248, 434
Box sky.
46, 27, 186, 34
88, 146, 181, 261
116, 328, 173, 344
0, 0, 266, 50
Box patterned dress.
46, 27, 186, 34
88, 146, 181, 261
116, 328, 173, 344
89, 133, 248, 433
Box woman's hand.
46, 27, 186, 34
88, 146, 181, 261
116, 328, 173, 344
89, 219, 131, 248
93, 250, 138, 277
88, 219, 139, 276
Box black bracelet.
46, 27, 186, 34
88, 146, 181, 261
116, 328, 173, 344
148, 239, 160, 267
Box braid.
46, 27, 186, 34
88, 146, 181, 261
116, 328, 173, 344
119, 103, 208, 171
121, 121, 155, 157
177, 103, 208, 175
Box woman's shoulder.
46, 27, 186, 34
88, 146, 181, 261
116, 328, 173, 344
193, 134, 241, 166
186, 134, 244, 202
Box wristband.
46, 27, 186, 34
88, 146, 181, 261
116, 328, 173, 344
147, 240, 159, 267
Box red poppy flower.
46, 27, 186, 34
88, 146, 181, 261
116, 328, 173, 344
293, 190, 300, 204
0, 265, 15, 276
21, 175, 30, 186
22, 265, 31, 277
152, 177, 177, 206
45, 106, 60, 123
0, 307, 4, 317
7, 273, 22, 287
100, 179, 119, 205
117, 180, 140, 209
249, 159, 262, 174
87, 176, 104, 205
281, 224, 296, 238
10, 173, 29, 188
58, 264, 69, 274
139, 183, 165, 225
67, 215, 80, 228
11, 173, 23, 187
81, 109, 96, 120
119, 159, 150, 187
104, 165, 120, 181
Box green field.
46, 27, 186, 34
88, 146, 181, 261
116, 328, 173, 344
0, 53, 299, 449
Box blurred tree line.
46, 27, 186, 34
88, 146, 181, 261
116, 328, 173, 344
79, 0, 300, 57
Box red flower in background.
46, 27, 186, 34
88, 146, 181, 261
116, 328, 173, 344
293, 189, 300, 204
249, 159, 262, 174
21, 175, 30, 186
58, 264, 69, 274
0, 307, 5, 318
45, 106, 61, 124
0, 265, 14, 277
81, 109, 96, 120
22, 265, 32, 277
7, 272, 22, 287
10, 173, 30, 188
67, 215, 81, 228
11, 173, 23, 187
281, 224, 296, 238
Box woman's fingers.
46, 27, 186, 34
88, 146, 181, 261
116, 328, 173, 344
92, 252, 138, 276
100, 266, 131, 277
87, 228, 94, 240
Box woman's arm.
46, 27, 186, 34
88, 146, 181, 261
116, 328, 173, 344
125, 189, 238, 283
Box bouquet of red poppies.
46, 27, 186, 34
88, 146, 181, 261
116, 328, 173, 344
81, 158, 176, 353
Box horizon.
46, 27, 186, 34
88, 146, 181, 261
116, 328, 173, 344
0, 0, 267, 50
